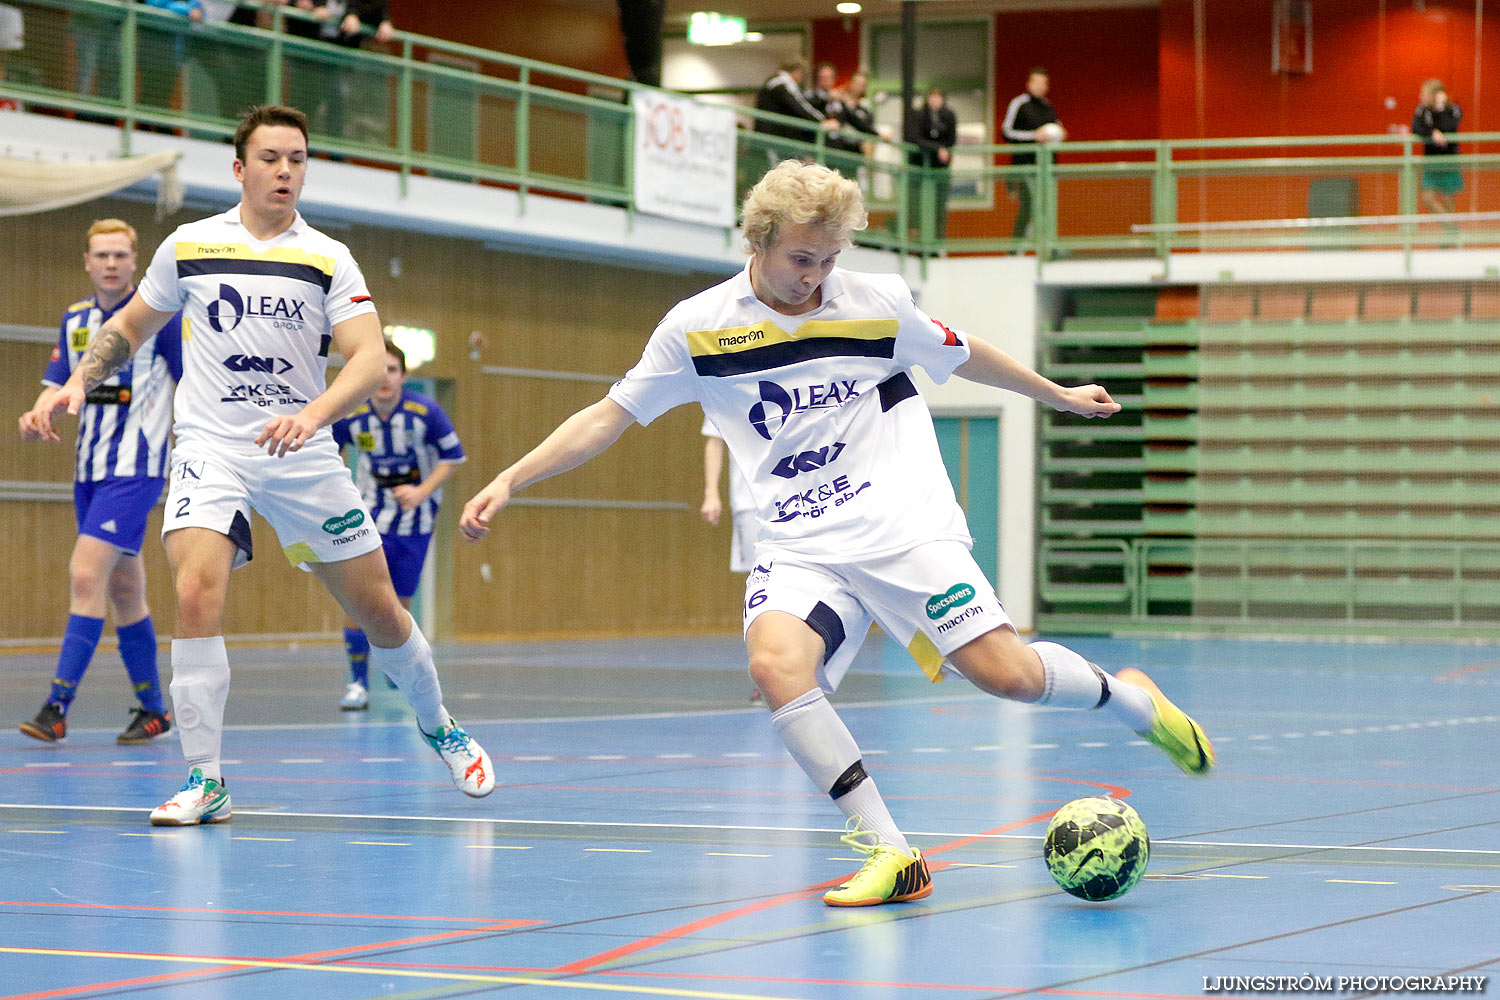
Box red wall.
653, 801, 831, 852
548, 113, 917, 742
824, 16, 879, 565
992, 6, 1161, 144
1159, 0, 1497, 139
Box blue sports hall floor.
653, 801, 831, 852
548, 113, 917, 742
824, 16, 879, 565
0, 632, 1496, 999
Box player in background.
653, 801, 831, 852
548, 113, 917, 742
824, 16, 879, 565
25, 105, 494, 825
331, 340, 465, 711
17, 219, 182, 746
461, 160, 1213, 907
701, 413, 766, 703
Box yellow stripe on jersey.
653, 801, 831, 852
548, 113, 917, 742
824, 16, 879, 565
686, 318, 899, 377
283, 541, 321, 567
907, 632, 948, 684
175, 242, 337, 275
685, 318, 897, 358
67, 299, 93, 312
401, 400, 428, 415
181, 315, 191, 342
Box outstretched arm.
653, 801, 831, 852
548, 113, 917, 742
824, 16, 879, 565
24, 295, 173, 441
460, 397, 636, 541
955, 335, 1120, 418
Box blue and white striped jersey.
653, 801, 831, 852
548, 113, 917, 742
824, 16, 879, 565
44, 290, 183, 482
331, 388, 465, 537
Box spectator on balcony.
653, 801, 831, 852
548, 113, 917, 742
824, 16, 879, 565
1001, 67, 1062, 242
807, 61, 837, 115
1412, 78, 1463, 221
905, 85, 957, 241
826, 69, 878, 154
754, 60, 838, 167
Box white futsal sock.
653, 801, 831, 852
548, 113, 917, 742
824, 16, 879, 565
1028, 640, 1154, 732
770, 689, 911, 854
368, 614, 448, 734
169, 636, 231, 782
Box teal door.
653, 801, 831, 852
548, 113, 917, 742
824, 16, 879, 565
933, 417, 1000, 581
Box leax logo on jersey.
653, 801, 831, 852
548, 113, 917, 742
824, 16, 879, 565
206, 283, 310, 333
747, 379, 860, 440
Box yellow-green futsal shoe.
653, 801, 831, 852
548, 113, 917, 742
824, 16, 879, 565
1116, 667, 1215, 776
823, 825, 933, 907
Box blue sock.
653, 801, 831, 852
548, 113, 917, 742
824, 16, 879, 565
49, 615, 105, 713
117, 616, 164, 714
344, 627, 370, 686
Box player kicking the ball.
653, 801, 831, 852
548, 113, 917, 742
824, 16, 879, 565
461, 160, 1212, 906
26, 105, 494, 826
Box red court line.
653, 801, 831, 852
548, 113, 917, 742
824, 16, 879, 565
1434, 659, 1500, 681
555, 779, 1130, 977
7, 919, 536, 999
0, 900, 541, 924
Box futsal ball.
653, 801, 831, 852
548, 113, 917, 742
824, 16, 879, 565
1036, 121, 1066, 143
1043, 796, 1150, 901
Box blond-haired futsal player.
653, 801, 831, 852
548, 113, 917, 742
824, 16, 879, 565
461, 160, 1213, 906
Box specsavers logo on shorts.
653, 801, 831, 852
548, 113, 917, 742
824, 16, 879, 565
926, 583, 976, 620
321, 509, 366, 535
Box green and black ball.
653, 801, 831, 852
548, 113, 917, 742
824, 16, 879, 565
1044, 796, 1150, 901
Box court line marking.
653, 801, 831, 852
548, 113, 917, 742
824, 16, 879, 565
0, 901, 543, 924
3, 803, 1497, 856
1327, 879, 1396, 884
0, 946, 804, 1000
557, 810, 1066, 976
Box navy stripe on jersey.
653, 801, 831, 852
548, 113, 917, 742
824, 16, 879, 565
877, 372, 919, 411
692, 336, 896, 378
177, 257, 334, 292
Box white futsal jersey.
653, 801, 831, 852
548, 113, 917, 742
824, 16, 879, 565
137, 208, 376, 454
609, 264, 972, 562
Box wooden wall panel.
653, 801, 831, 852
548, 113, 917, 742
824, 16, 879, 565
0, 197, 747, 643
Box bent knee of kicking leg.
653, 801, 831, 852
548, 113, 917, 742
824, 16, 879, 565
951, 634, 1043, 702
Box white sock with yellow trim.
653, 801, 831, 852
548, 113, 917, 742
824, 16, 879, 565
770, 688, 911, 854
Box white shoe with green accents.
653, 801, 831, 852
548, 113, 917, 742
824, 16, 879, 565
421, 717, 495, 797
149, 768, 232, 826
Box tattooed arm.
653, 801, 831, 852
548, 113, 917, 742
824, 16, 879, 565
26, 296, 177, 443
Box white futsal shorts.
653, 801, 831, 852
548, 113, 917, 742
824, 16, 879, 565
729, 508, 756, 574
163, 439, 382, 571
741, 539, 1012, 692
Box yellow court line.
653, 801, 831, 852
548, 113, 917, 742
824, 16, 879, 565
705, 853, 771, 858
585, 848, 651, 854
348, 841, 410, 847
1327, 879, 1396, 885
232, 837, 294, 842
466, 845, 533, 850
1199, 873, 1267, 879
6, 829, 66, 835
0, 946, 802, 1000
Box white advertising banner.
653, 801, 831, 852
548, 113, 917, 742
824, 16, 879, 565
631, 91, 737, 229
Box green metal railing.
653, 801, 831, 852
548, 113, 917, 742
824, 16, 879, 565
5, 0, 1500, 262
